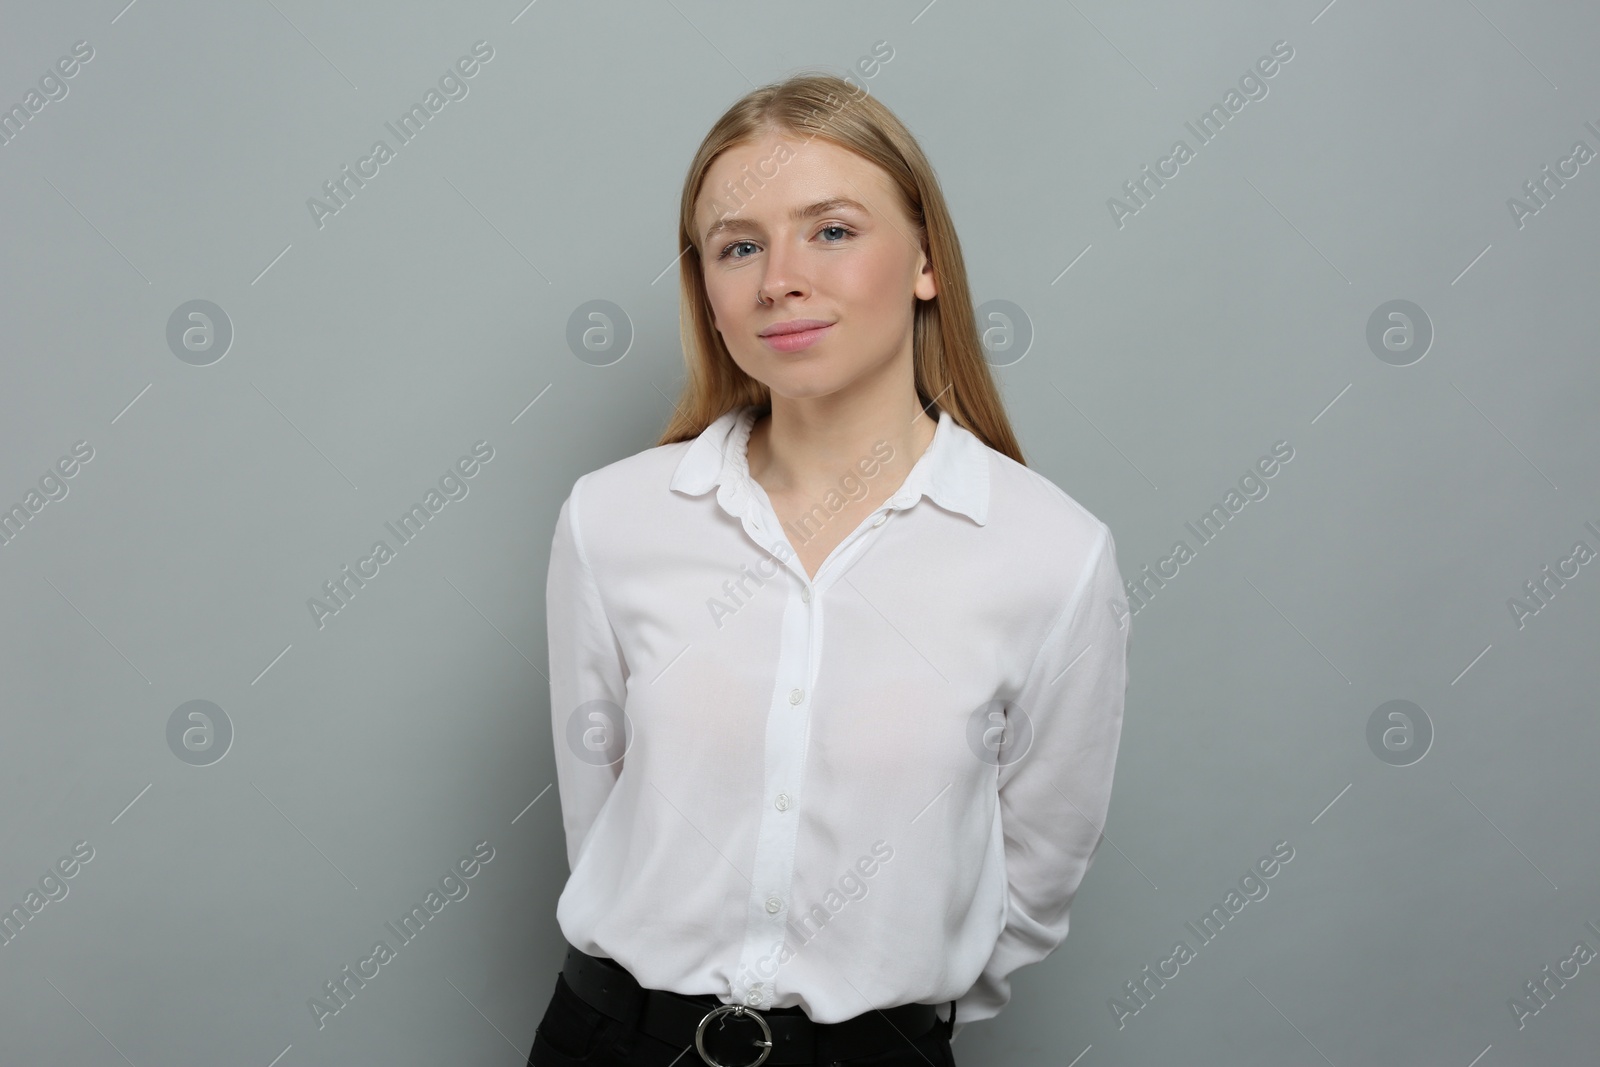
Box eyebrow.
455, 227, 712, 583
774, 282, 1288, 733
701, 196, 870, 247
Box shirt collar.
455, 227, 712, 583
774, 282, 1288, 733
669, 403, 990, 526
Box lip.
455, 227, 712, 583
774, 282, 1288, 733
759, 318, 835, 337
759, 319, 836, 352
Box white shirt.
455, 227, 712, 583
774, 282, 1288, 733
546, 403, 1129, 1039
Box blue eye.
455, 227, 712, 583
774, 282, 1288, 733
718, 239, 759, 261
715, 224, 858, 261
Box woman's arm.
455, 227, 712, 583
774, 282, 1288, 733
954, 523, 1131, 1038
546, 472, 630, 873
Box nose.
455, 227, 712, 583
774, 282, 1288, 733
757, 235, 809, 304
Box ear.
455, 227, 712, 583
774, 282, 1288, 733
914, 246, 938, 302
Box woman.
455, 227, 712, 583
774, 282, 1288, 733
530, 72, 1130, 1067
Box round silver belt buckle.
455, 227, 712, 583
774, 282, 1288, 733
694, 1003, 773, 1067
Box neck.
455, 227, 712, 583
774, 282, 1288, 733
747, 389, 937, 502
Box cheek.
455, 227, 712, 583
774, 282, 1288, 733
705, 281, 736, 332
846, 251, 907, 299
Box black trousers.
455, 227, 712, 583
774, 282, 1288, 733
527, 963, 958, 1067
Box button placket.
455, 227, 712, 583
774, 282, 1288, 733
735, 568, 815, 1007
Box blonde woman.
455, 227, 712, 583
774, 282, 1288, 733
530, 72, 1130, 1067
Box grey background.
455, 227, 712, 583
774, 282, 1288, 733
2, 1, 1597, 1065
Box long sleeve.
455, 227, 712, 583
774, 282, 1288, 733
952, 524, 1130, 1040
547, 473, 630, 873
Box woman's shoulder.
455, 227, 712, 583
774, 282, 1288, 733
550, 439, 696, 574
561, 436, 694, 506
981, 444, 1113, 557
952, 439, 1121, 640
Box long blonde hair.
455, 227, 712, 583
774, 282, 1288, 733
656, 72, 1025, 464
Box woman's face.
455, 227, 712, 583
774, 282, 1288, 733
693, 130, 937, 403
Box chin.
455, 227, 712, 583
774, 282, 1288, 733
764, 381, 855, 404
738, 358, 837, 394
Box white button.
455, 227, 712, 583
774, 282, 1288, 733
765, 897, 782, 914
872, 513, 888, 527
801, 586, 811, 603
746, 987, 763, 1005
775, 793, 790, 811
789, 689, 803, 705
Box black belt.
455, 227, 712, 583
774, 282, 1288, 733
560, 944, 949, 1066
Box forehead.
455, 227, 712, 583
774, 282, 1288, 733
695, 133, 895, 231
